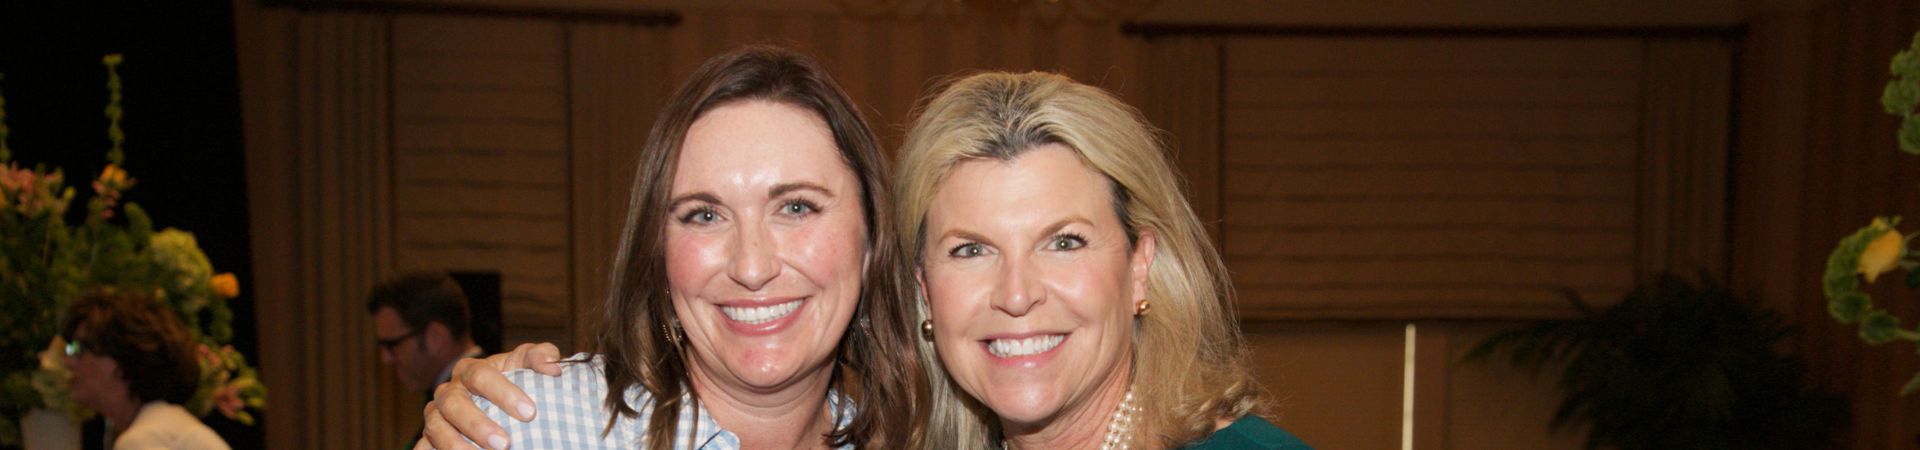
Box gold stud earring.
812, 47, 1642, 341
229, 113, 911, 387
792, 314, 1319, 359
920, 319, 935, 341
1135, 299, 1151, 317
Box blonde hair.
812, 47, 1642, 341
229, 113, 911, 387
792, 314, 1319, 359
896, 71, 1261, 448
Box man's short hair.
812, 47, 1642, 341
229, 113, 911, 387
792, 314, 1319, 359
365, 272, 471, 341
61, 290, 201, 405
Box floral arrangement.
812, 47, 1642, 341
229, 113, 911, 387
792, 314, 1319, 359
0, 55, 265, 446
1824, 31, 1920, 396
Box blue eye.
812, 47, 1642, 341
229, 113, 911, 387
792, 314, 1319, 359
949, 243, 986, 258
1049, 234, 1087, 251
679, 208, 719, 225
780, 200, 819, 216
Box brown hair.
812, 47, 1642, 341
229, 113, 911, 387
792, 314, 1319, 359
61, 290, 202, 406
897, 72, 1262, 448
593, 44, 926, 449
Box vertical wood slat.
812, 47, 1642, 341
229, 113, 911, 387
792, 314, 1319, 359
1145, 36, 1224, 247
291, 12, 397, 450
1634, 38, 1733, 281
1736, 0, 1920, 447
566, 22, 666, 350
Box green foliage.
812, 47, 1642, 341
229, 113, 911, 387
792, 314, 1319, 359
1886, 32, 1920, 154
0, 55, 264, 445
1465, 275, 1850, 450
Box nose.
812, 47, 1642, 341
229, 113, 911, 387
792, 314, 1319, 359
991, 253, 1044, 316
728, 218, 778, 290
379, 347, 396, 365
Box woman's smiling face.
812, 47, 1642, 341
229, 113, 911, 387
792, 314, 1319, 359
665, 100, 867, 393
919, 143, 1155, 428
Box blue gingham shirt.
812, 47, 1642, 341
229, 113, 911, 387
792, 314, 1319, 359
472, 353, 855, 449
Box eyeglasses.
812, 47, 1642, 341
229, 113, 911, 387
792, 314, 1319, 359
63, 339, 87, 357
375, 328, 424, 352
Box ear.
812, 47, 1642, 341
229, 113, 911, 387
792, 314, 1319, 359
1129, 229, 1157, 302
423, 321, 453, 352
916, 264, 939, 316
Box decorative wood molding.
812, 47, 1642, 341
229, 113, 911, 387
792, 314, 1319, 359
263, 0, 681, 26
1120, 22, 1745, 39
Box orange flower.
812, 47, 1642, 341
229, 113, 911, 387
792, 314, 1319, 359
1860, 219, 1906, 284
211, 272, 240, 298
97, 164, 126, 185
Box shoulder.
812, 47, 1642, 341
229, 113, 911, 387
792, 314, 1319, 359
114, 403, 230, 450
473, 353, 646, 449
1181, 415, 1311, 450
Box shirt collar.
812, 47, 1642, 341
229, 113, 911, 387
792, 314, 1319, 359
638, 388, 857, 449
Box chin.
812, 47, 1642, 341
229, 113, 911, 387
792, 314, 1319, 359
977, 384, 1068, 426
726, 352, 829, 389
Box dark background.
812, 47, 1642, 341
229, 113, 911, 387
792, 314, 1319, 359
1, 3, 262, 449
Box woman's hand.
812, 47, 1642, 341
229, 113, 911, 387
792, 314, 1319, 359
416, 342, 563, 450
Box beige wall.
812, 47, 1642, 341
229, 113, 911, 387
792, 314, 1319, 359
235, 0, 1920, 449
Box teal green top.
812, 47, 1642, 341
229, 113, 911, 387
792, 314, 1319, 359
1182, 415, 1312, 449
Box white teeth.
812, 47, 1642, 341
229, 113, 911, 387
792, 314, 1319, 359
720, 300, 803, 325
987, 334, 1065, 358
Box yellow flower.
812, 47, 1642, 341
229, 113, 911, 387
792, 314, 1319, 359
97, 164, 127, 186
211, 272, 240, 298
1860, 220, 1906, 283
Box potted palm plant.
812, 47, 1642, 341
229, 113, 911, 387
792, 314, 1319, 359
1466, 275, 1848, 450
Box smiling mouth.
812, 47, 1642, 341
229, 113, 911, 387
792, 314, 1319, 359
719, 299, 804, 325
986, 334, 1067, 358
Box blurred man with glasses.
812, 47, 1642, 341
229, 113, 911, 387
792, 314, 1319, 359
366, 272, 483, 402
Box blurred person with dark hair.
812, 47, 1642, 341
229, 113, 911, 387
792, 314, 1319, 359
367, 272, 484, 398
62, 290, 231, 450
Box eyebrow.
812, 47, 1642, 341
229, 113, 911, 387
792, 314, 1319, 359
666, 192, 721, 211
933, 216, 1094, 246
770, 182, 834, 199
667, 182, 834, 210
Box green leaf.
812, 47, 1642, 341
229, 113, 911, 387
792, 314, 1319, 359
1861, 310, 1903, 344
1905, 268, 1920, 289
1902, 115, 1920, 155
1831, 292, 1871, 323
1884, 78, 1919, 115
1902, 371, 1920, 396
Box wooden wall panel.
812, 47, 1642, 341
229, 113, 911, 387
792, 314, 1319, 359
1636, 38, 1733, 280
238, 11, 410, 450
566, 22, 668, 350
1221, 37, 1648, 320
1244, 323, 1405, 449
1437, 324, 1587, 448
390, 16, 574, 345
1734, 0, 1920, 447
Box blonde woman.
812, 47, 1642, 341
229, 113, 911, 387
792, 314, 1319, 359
423, 71, 1303, 449
899, 71, 1305, 449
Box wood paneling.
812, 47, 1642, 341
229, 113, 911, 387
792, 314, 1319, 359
238, 11, 409, 450
390, 16, 574, 340
1636, 38, 1733, 280
1734, 0, 1920, 447
1221, 37, 1652, 320
234, 2, 1759, 449
566, 22, 667, 350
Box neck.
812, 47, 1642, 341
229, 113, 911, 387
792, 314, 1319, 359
1004, 356, 1137, 450
102, 397, 143, 433
686, 361, 837, 449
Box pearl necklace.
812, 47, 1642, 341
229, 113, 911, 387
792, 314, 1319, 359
1101, 386, 1140, 450
1003, 385, 1139, 450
